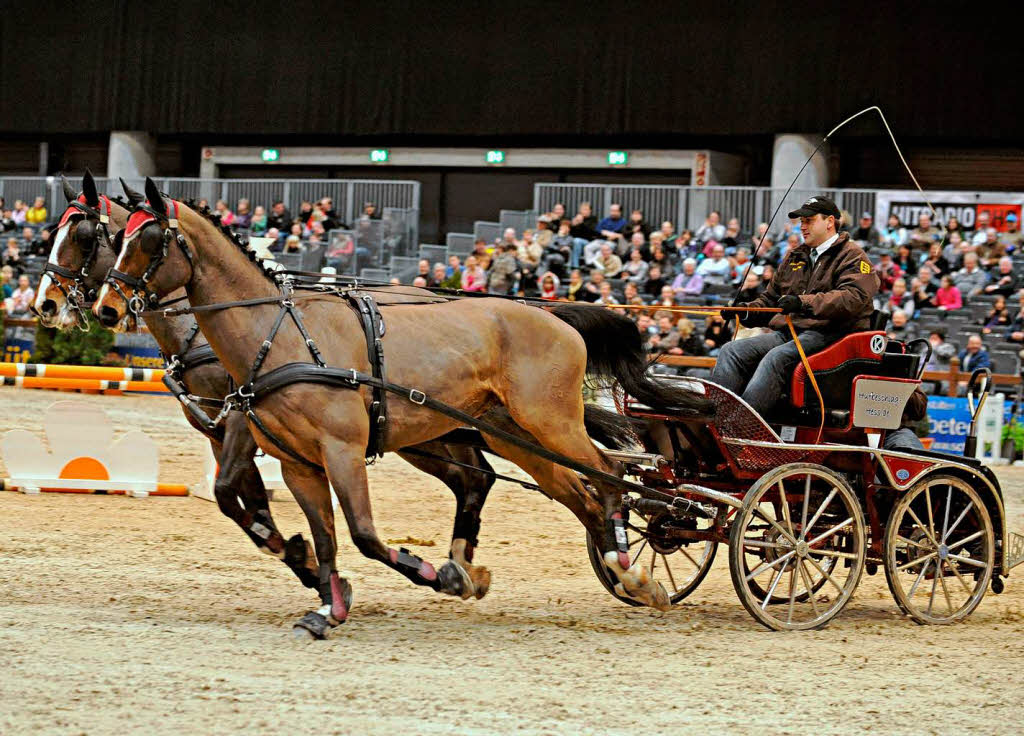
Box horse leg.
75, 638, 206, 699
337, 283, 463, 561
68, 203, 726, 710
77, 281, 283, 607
398, 441, 495, 599
213, 413, 319, 589
496, 395, 672, 611
277, 460, 352, 639
323, 441, 477, 600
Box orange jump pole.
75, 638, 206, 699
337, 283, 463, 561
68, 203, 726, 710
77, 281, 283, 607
0, 376, 169, 393
0, 362, 165, 382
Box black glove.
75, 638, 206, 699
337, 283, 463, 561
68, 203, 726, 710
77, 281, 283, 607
778, 294, 804, 315
732, 302, 769, 328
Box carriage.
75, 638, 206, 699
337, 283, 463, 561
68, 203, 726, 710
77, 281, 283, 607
589, 327, 1024, 630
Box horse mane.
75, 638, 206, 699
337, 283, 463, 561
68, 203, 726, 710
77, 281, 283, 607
184, 200, 281, 283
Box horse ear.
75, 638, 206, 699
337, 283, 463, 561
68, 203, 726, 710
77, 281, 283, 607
120, 178, 144, 206
82, 169, 99, 207
61, 175, 77, 203
144, 177, 164, 209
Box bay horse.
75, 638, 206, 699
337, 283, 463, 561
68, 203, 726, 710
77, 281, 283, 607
35, 172, 509, 603
95, 178, 710, 637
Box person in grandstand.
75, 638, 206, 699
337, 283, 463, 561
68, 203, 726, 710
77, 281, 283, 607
711, 195, 879, 416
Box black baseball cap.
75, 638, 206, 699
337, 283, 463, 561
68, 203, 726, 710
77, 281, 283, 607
788, 195, 841, 220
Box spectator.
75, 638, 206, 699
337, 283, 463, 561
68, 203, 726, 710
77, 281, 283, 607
297, 200, 315, 225
533, 216, 554, 252
4, 274, 34, 315
25, 197, 47, 228
1004, 291, 1024, 343
977, 228, 1006, 268
721, 219, 742, 253
933, 274, 962, 310
597, 203, 627, 246
2, 238, 22, 274
361, 201, 380, 221
675, 318, 705, 356
959, 334, 991, 372
649, 315, 682, 355
581, 270, 606, 302
0, 265, 14, 298
621, 231, 646, 260
920, 242, 950, 276
694, 210, 726, 245
623, 208, 651, 242
887, 309, 917, 342
775, 217, 801, 247
671, 258, 704, 298
214, 199, 234, 226
970, 211, 992, 246
645, 231, 666, 260
648, 243, 675, 279
753, 234, 774, 264
569, 201, 599, 266
516, 231, 542, 280
620, 282, 646, 313
730, 247, 753, 285
267, 201, 292, 232
565, 269, 586, 301
736, 268, 764, 302
923, 329, 957, 394
545, 220, 574, 277
658, 220, 677, 243
850, 212, 881, 249
11, 200, 27, 226
412, 276, 428, 288
703, 313, 732, 356
980, 295, 1012, 335
943, 231, 970, 269
28, 228, 50, 256
909, 213, 939, 250
696, 243, 731, 285
637, 313, 657, 352
249, 205, 268, 235
672, 230, 698, 262
430, 262, 446, 287
415, 259, 433, 284
460, 255, 487, 292
594, 281, 620, 306
233, 198, 252, 229
876, 211, 909, 248
945, 215, 965, 239
652, 286, 677, 310
877, 277, 915, 315
953, 252, 988, 298
593, 243, 623, 278
643, 264, 667, 300
983, 256, 1019, 296
538, 272, 560, 300
0, 209, 15, 232
282, 234, 302, 253
1004, 212, 1023, 249
545, 203, 567, 231
769, 232, 800, 265
894, 242, 917, 278
759, 263, 775, 289
874, 251, 903, 293
488, 244, 520, 295
445, 254, 462, 279
910, 263, 940, 306
621, 248, 649, 285
439, 262, 463, 290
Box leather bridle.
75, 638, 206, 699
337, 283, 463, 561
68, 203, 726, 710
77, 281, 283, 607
45, 195, 116, 325
104, 198, 194, 317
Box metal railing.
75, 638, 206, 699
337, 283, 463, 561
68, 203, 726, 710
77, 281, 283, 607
534, 183, 888, 234
0, 176, 420, 232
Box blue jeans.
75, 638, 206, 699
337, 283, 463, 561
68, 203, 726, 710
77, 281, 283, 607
711, 329, 835, 416
570, 238, 589, 268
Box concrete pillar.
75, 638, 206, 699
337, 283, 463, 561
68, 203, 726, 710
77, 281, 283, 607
771, 134, 829, 190
107, 131, 157, 180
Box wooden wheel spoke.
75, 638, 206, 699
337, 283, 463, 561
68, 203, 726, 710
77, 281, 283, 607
946, 529, 985, 553
679, 546, 701, 570
761, 558, 791, 610
927, 567, 939, 615
802, 487, 837, 539
752, 507, 798, 545
937, 562, 955, 614
948, 553, 986, 569
945, 557, 975, 594
630, 539, 648, 567
805, 554, 846, 595
778, 481, 796, 538
800, 474, 812, 537
798, 561, 821, 617
745, 549, 797, 582
807, 517, 854, 548
786, 559, 798, 623
896, 534, 931, 551
812, 549, 857, 561
942, 501, 974, 544
662, 555, 679, 592
897, 551, 936, 572
940, 485, 953, 542
925, 486, 937, 547
906, 507, 939, 547
908, 558, 932, 599
742, 538, 790, 550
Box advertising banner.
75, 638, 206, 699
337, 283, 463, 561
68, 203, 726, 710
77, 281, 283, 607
876, 190, 1024, 232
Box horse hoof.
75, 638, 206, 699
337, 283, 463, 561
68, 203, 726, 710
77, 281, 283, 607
468, 566, 491, 599
292, 625, 317, 641
438, 560, 474, 599
292, 611, 335, 640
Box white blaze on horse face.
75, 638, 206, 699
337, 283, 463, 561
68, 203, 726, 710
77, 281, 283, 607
96, 228, 138, 309
33, 223, 70, 313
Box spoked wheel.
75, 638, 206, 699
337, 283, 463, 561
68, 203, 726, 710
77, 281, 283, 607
729, 464, 866, 631
588, 503, 718, 606
883, 475, 995, 624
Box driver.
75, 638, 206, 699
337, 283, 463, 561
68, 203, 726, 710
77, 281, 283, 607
711, 195, 879, 416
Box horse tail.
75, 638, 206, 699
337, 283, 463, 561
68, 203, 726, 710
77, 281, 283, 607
548, 303, 714, 417
582, 403, 644, 450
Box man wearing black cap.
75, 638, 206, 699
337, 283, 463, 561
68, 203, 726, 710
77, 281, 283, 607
711, 195, 880, 416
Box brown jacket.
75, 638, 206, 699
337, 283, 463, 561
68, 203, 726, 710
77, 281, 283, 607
745, 232, 880, 334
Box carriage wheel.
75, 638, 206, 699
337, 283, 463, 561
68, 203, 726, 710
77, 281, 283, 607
883, 475, 994, 625
587, 505, 718, 606
729, 464, 866, 631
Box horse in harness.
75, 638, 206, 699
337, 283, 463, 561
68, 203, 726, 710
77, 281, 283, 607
36, 172, 515, 616
94, 177, 711, 638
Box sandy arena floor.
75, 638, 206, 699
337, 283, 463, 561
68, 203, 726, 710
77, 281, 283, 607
1, 390, 1023, 735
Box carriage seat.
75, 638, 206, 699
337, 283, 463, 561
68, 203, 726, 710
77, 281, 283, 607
790, 331, 922, 410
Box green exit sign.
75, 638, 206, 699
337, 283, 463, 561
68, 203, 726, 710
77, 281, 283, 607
485, 150, 505, 164
261, 148, 280, 162
607, 151, 628, 166
369, 149, 390, 163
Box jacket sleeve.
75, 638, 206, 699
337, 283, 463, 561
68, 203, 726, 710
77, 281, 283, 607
800, 247, 879, 321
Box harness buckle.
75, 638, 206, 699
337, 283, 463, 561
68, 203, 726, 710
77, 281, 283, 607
409, 388, 427, 405
281, 299, 295, 308
236, 384, 255, 400
128, 294, 146, 316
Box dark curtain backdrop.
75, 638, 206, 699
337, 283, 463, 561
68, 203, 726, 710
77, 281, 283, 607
2, 1, 1020, 141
